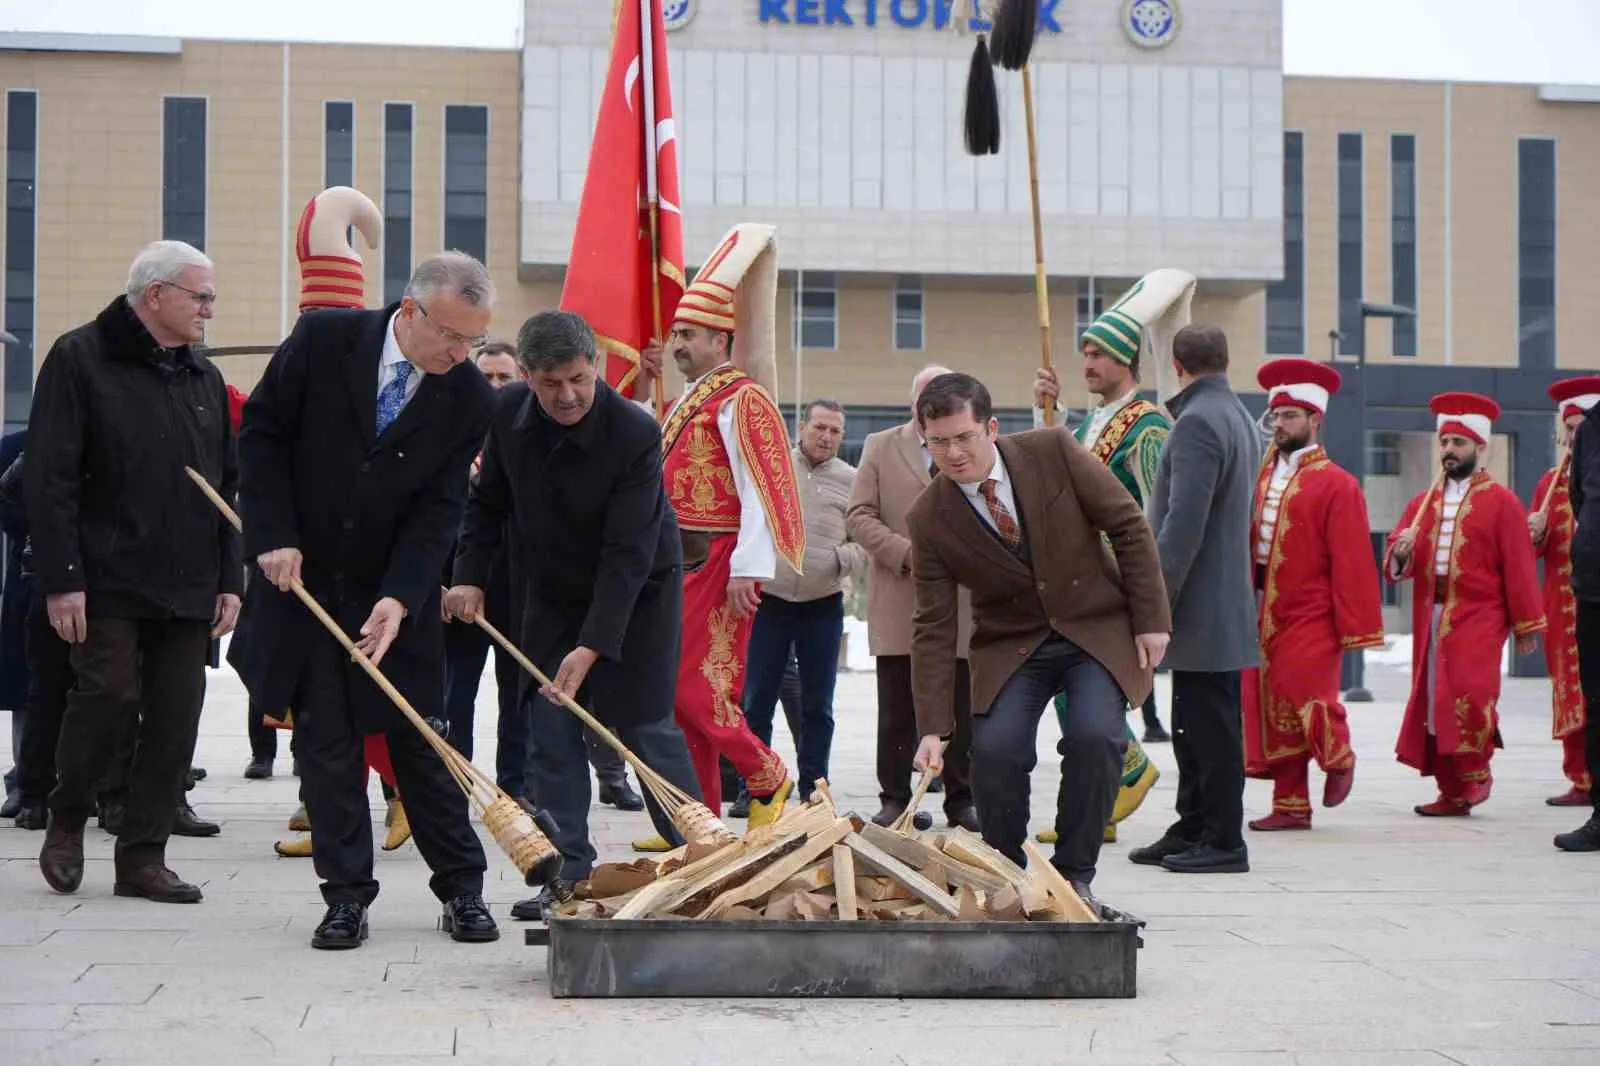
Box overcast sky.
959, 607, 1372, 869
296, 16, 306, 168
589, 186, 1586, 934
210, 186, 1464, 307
1, 0, 1595, 84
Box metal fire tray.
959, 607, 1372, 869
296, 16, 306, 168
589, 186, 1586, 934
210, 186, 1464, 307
525, 917, 1143, 998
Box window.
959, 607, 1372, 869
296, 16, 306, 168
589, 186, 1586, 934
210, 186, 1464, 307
1519, 138, 1557, 370
793, 272, 837, 350
162, 96, 207, 251
1266, 131, 1305, 354
1390, 135, 1417, 357
1076, 285, 1103, 341
893, 276, 923, 350
383, 103, 413, 304
443, 104, 488, 263
1376, 533, 1401, 607
1366, 430, 1401, 477
5, 90, 36, 428
1336, 133, 1363, 355
324, 101, 354, 187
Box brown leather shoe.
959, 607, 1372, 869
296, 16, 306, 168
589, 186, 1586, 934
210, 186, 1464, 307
40, 816, 86, 894
113, 861, 202, 904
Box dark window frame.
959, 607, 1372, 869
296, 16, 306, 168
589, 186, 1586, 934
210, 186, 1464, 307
1518, 137, 1557, 370
794, 271, 838, 351
383, 102, 414, 305
443, 103, 489, 264
1390, 134, 1418, 357
5, 89, 37, 428
893, 275, 923, 351
162, 95, 208, 252
1337, 132, 1363, 356
1266, 130, 1305, 355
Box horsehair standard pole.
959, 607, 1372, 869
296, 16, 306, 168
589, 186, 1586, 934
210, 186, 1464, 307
639, 0, 667, 421
182, 467, 563, 886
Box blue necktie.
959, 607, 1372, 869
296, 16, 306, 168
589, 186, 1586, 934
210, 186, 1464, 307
376, 361, 413, 436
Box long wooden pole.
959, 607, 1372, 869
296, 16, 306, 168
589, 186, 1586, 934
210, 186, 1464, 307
640, 0, 667, 421
1538, 448, 1572, 520
1019, 64, 1055, 427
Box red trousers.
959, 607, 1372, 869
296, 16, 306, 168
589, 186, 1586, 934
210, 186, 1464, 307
1428, 744, 1493, 805
1561, 731, 1593, 792
676, 536, 788, 810
1261, 699, 1355, 816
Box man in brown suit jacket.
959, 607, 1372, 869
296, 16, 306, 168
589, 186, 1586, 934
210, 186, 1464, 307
910, 373, 1171, 897
847, 365, 979, 831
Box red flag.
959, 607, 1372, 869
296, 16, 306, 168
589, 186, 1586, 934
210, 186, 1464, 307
559, 0, 684, 400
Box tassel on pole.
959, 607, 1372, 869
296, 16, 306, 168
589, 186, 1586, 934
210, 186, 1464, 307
962, 34, 1001, 156
989, 0, 1039, 71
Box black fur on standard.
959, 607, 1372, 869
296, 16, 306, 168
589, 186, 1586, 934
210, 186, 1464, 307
989, 0, 1039, 71
962, 34, 1001, 156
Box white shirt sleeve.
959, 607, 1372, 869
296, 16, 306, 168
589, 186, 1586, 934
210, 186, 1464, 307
719, 398, 778, 581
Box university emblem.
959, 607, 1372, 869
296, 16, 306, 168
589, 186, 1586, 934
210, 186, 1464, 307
663, 0, 696, 32
1123, 0, 1180, 49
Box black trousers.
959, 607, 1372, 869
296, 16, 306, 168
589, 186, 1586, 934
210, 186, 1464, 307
1167, 669, 1246, 851
248, 700, 279, 760
1574, 598, 1600, 814
876, 654, 973, 816
49, 617, 209, 862
969, 634, 1125, 883
16, 597, 73, 804
293, 634, 486, 906
1140, 689, 1164, 732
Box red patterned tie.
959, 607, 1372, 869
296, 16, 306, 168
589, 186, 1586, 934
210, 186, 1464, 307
978, 478, 1022, 552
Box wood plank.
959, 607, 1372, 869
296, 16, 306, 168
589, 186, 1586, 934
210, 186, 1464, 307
1022, 841, 1101, 923
832, 844, 858, 921
700, 817, 855, 918
844, 833, 961, 918
663, 831, 815, 917
613, 829, 806, 919
858, 823, 1008, 893
941, 830, 1030, 892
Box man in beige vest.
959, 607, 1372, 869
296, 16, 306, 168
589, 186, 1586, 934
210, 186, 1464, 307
847, 365, 979, 831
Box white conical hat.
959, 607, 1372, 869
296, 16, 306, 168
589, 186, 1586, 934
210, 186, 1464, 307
1092, 268, 1198, 403
674, 223, 779, 403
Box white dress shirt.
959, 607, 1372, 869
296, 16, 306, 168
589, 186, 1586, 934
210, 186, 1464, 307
1255, 444, 1317, 565
378, 311, 423, 412
958, 448, 1020, 538
654, 363, 779, 581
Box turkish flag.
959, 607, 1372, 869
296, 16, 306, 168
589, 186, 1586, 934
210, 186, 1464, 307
559, 0, 684, 401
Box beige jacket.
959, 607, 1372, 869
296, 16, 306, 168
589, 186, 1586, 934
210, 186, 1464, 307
846, 421, 973, 658
765, 447, 867, 603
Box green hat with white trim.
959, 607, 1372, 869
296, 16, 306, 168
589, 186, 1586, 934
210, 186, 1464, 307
1082, 269, 1199, 402
1081, 308, 1143, 366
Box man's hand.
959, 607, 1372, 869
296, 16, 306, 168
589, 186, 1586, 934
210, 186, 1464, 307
258, 547, 303, 592
355, 596, 408, 665
444, 584, 485, 624
639, 341, 663, 384
542, 646, 600, 706
1135, 632, 1169, 670
46, 591, 87, 645
1391, 528, 1417, 562
211, 593, 242, 638
913, 734, 947, 774
1033, 365, 1061, 411
727, 577, 761, 619
1529, 512, 1549, 545
1516, 633, 1540, 657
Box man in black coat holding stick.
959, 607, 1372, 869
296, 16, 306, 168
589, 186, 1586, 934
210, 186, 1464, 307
230, 252, 499, 950
447, 309, 702, 919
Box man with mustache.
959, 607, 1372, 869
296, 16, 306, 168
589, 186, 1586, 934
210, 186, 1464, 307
1385, 393, 1544, 816
631, 224, 804, 846
1241, 359, 1384, 831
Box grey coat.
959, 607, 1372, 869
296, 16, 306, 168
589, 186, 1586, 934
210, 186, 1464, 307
1148, 374, 1262, 672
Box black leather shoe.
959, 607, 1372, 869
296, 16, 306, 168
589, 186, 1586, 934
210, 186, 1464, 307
726, 788, 752, 819
0, 788, 20, 819
927, 774, 945, 794
1160, 843, 1250, 874
312, 902, 369, 949
40, 816, 85, 893
16, 803, 47, 830
1142, 724, 1172, 743
243, 756, 274, 780
98, 798, 125, 835
1554, 815, 1600, 853
189, 766, 208, 783
598, 778, 645, 812
946, 805, 981, 832
440, 893, 500, 942
870, 802, 906, 828
510, 879, 577, 921
172, 801, 221, 838
1128, 834, 1196, 866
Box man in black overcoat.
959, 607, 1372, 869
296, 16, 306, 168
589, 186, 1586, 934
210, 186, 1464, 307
229, 252, 499, 950
447, 309, 702, 919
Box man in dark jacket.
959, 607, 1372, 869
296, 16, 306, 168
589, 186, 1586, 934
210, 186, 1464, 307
1558, 403, 1600, 852
230, 252, 499, 950
1133, 324, 1262, 874
447, 310, 702, 919
25, 240, 242, 903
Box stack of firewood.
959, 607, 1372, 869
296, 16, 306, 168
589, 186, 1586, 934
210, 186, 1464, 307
553, 786, 1100, 923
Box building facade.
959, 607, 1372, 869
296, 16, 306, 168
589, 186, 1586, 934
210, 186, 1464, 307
2, 1, 1598, 640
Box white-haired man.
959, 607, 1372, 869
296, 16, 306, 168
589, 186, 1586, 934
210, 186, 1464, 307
846, 364, 979, 832
28, 240, 242, 904
230, 252, 500, 950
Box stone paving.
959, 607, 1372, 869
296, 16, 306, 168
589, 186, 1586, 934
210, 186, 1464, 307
1, 653, 1598, 1065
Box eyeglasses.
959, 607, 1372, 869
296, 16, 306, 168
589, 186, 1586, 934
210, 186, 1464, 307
161, 282, 217, 308
925, 430, 985, 452
415, 301, 488, 349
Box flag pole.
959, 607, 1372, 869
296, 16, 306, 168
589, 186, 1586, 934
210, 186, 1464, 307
640, 0, 666, 420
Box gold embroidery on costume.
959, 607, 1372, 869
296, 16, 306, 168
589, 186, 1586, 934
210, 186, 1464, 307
699, 604, 745, 730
